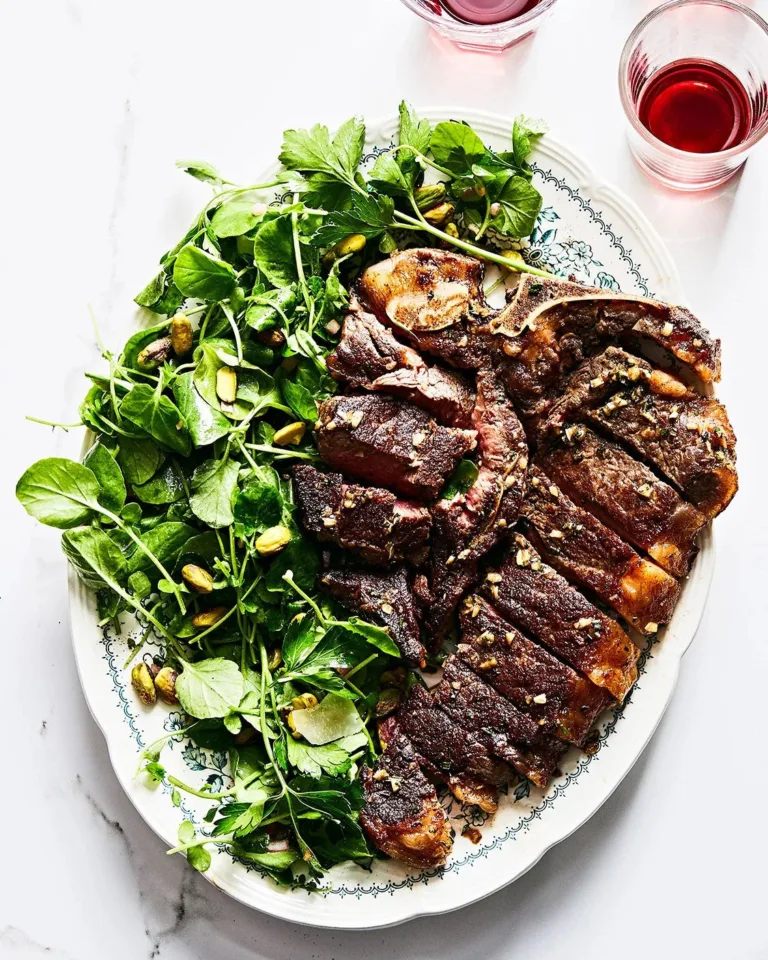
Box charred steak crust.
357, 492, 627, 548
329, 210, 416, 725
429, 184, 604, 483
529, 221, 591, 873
327, 304, 476, 428
458, 594, 613, 744
537, 347, 738, 518
360, 734, 453, 870
522, 466, 680, 633
292, 465, 431, 567
434, 655, 567, 788
321, 566, 427, 668
484, 535, 640, 702
536, 427, 707, 577
315, 394, 476, 500
492, 274, 721, 393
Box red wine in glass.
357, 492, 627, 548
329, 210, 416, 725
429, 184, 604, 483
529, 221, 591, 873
441, 0, 540, 25
638, 58, 752, 153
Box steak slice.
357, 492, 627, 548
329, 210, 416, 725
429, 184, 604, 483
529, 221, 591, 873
538, 347, 738, 519
383, 684, 511, 813
522, 467, 680, 634
433, 655, 568, 788
316, 394, 476, 500
426, 369, 529, 645
492, 274, 721, 397
292, 465, 431, 567
484, 534, 640, 701
327, 304, 476, 428
359, 248, 486, 334
458, 594, 612, 744
537, 428, 707, 577
360, 734, 453, 870
320, 566, 426, 668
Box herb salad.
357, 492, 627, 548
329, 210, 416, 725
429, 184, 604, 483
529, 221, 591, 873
16, 104, 549, 886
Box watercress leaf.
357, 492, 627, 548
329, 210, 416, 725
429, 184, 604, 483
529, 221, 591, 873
340, 617, 399, 658
121, 385, 192, 456
134, 270, 166, 308
253, 217, 297, 286
210, 193, 264, 238
173, 372, 230, 447
175, 159, 223, 185
187, 845, 212, 872
369, 151, 410, 197
173, 244, 236, 301
489, 175, 543, 239
133, 462, 185, 504
430, 121, 486, 174
128, 570, 152, 599
399, 100, 432, 158
152, 282, 185, 317
244, 286, 296, 332
233, 848, 298, 872
289, 695, 362, 747
176, 658, 244, 719
16, 458, 102, 528
286, 738, 353, 778
278, 372, 318, 422
119, 318, 172, 369
294, 627, 368, 676
512, 114, 548, 170
127, 521, 197, 576
236, 367, 288, 417
116, 437, 162, 486
83, 443, 126, 512
265, 538, 319, 594
178, 820, 196, 844
441, 458, 479, 501
233, 480, 282, 535
189, 458, 240, 528
61, 526, 126, 592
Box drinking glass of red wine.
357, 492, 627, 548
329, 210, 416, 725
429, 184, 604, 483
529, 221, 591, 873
619, 0, 768, 191
397, 0, 559, 51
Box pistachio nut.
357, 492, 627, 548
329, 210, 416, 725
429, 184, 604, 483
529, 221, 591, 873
291, 693, 319, 711
191, 606, 228, 628
444, 222, 460, 239
254, 525, 292, 557
154, 667, 179, 705
333, 234, 366, 257
267, 647, 283, 671
499, 249, 526, 269
131, 662, 157, 706
137, 337, 173, 370
256, 328, 286, 348
170, 314, 194, 356
273, 422, 306, 446
414, 182, 447, 211
181, 563, 214, 594
216, 366, 238, 404
280, 355, 298, 373
423, 202, 455, 226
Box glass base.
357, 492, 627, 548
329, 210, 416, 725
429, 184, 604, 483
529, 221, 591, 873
629, 143, 747, 192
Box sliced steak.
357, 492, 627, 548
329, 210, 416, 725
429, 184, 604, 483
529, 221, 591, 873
426, 369, 529, 645
383, 684, 511, 813
292, 465, 431, 567
537, 427, 707, 577
492, 274, 721, 396
483, 534, 640, 701
522, 467, 679, 634
458, 594, 612, 744
360, 734, 453, 870
538, 347, 738, 518
321, 566, 426, 668
433, 655, 568, 787
327, 304, 476, 427
316, 394, 476, 500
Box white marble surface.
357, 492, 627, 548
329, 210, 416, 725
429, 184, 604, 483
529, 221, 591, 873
2, 0, 767, 955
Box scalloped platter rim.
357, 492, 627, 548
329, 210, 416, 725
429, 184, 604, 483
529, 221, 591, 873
68, 108, 715, 930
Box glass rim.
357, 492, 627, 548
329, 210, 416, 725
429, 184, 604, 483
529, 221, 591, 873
397, 0, 560, 38
618, 0, 768, 160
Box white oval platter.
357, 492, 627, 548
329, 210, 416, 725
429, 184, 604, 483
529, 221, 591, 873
69, 108, 714, 929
